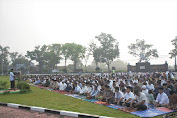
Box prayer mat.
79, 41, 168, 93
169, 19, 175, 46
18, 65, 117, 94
94, 101, 110, 106
107, 104, 126, 109
131, 109, 171, 117
84, 99, 98, 102
117, 107, 137, 113
156, 107, 174, 112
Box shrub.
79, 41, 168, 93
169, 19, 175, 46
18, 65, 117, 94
17, 81, 31, 92
95, 67, 101, 72
0, 81, 8, 90
3, 91, 10, 94
62, 68, 67, 73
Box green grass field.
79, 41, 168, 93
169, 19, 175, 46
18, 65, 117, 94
0, 76, 174, 118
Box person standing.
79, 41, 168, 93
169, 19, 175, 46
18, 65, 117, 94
10, 69, 15, 89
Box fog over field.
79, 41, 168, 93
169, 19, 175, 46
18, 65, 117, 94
0, 0, 177, 66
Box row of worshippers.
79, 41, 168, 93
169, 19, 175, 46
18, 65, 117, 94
23, 72, 177, 111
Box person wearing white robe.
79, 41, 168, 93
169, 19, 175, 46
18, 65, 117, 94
59, 82, 67, 91
142, 85, 149, 97
155, 87, 169, 107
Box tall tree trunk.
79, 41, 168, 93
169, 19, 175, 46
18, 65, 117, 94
74, 60, 77, 72
107, 63, 110, 78
107, 64, 110, 73
65, 58, 67, 68
85, 60, 87, 72
95, 62, 98, 67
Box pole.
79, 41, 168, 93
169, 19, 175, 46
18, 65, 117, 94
1, 50, 3, 75
175, 56, 176, 71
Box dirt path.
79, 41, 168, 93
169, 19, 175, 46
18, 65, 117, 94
0, 106, 74, 118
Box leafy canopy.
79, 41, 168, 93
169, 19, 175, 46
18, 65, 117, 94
169, 36, 177, 58
128, 39, 158, 62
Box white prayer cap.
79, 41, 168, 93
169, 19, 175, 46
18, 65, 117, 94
142, 85, 146, 89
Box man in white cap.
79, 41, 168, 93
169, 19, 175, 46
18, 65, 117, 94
142, 85, 148, 97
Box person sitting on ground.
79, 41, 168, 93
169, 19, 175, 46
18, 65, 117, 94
117, 88, 126, 106
70, 82, 76, 93
87, 85, 100, 99
112, 87, 124, 105
52, 79, 58, 90
167, 81, 175, 92
57, 79, 62, 89
147, 81, 154, 91
174, 83, 177, 94
74, 82, 81, 94
49, 79, 54, 89
130, 90, 148, 111
95, 86, 105, 101
148, 90, 155, 105
34, 78, 41, 85
168, 91, 177, 110
125, 79, 131, 87
44, 79, 50, 87
80, 83, 88, 95
59, 81, 67, 91
65, 83, 73, 92
153, 83, 160, 99
155, 86, 169, 107
87, 83, 92, 94
100, 85, 114, 103
121, 86, 135, 107
142, 85, 149, 97
163, 83, 171, 97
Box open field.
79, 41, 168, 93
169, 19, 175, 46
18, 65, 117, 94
0, 76, 175, 118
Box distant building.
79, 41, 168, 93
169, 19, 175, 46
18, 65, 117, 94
127, 62, 168, 72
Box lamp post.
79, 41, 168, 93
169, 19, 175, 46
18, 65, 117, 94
175, 55, 177, 72
1, 50, 3, 75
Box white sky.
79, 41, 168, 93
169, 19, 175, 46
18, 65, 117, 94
0, 0, 177, 66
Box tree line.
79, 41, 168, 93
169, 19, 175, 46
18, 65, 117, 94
0, 33, 177, 74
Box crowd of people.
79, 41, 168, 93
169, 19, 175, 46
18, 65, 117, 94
23, 71, 177, 111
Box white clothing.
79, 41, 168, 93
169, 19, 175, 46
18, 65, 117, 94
59, 83, 67, 90
10, 72, 15, 81
142, 89, 149, 96
124, 91, 135, 103
75, 85, 81, 93
135, 92, 148, 107
87, 87, 92, 93
80, 86, 88, 94
115, 91, 124, 101
156, 92, 169, 105
147, 84, 154, 90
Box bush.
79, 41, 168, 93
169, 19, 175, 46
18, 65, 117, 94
95, 67, 101, 72
62, 68, 67, 73
0, 81, 8, 90
17, 81, 31, 92
3, 91, 10, 94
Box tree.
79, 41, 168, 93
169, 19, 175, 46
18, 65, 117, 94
26, 45, 48, 72
10, 52, 30, 71
10, 52, 19, 66
68, 43, 85, 72
92, 33, 120, 73
169, 36, 177, 71
128, 39, 159, 62
82, 47, 90, 72
89, 41, 101, 68
45, 44, 62, 70
169, 36, 177, 58
0, 45, 10, 75
26, 44, 62, 73
62, 43, 72, 68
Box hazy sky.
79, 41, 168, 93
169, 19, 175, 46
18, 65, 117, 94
0, 0, 177, 66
